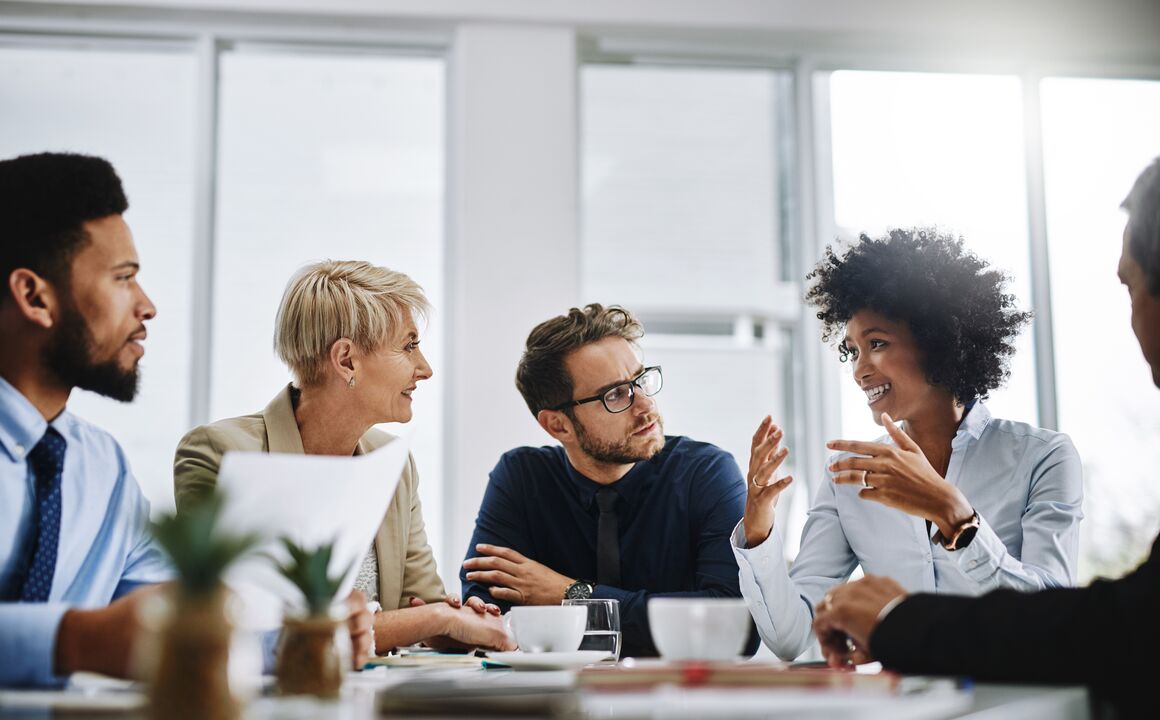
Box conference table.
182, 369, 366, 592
0, 661, 1092, 719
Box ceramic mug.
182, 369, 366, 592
647, 598, 751, 661
503, 605, 586, 653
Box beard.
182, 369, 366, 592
43, 299, 140, 403
573, 413, 665, 465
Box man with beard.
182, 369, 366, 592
461, 304, 756, 657
810, 156, 1160, 717
0, 152, 170, 686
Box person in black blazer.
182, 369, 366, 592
811, 154, 1160, 718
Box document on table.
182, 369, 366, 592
216, 433, 411, 631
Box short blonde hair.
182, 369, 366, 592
274, 260, 430, 386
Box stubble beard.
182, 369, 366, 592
573, 413, 665, 465
43, 298, 140, 403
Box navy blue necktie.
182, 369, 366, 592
595, 487, 621, 587
18, 427, 66, 602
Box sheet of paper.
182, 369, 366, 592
216, 433, 411, 631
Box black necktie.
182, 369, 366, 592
595, 486, 621, 587
14, 428, 67, 602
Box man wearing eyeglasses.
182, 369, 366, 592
461, 304, 756, 657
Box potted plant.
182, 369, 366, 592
273, 538, 353, 698
148, 494, 260, 720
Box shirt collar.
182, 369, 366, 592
0, 375, 50, 463
952, 400, 991, 448
564, 441, 667, 512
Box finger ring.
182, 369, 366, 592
822, 593, 834, 611
860, 471, 868, 488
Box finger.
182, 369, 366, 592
445, 594, 463, 608
881, 413, 919, 452
465, 569, 520, 587
463, 556, 521, 574
828, 456, 888, 474
489, 586, 524, 604
485, 603, 502, 616
850, 646, 874, 665
831, 471, 870, 486
750, 415, 772, 451
825, 439, 891, 456
756, 475, 793, 498
751, 446, 789, 488
474, 544, 526, 563
749, 429, 783, 474
409, 596, 427, 607
464, 596, 488, 614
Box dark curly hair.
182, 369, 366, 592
805, 227, 1031, 405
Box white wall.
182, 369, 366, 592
444, 24, 578, 590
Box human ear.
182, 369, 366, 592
537, 409, 574, 442
7, 268, 58, 329
328, 338, 356, 382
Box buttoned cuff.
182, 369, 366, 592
0, 602, 71, 687
946, 515, 1006, 583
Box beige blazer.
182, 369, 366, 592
173, 385, 446, 610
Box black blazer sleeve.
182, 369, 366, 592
870, 535, 1160, 704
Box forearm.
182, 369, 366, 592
872, 578, 1136, 686
732, 523, 819, 660
372, 604, 451, 653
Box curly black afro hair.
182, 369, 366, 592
805, 227, 1031, 405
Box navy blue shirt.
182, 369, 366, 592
461, 435, 757, 657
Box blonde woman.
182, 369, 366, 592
174, 260, 513, 653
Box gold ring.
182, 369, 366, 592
823, 593, 834, 611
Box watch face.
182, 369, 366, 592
565, 582, 593, 599
956, 524, 980, 550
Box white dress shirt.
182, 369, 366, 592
732, 403, 1083, 660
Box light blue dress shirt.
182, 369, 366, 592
732, 403, 1084, 660
0, 376, 171, 686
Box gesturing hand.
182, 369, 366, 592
462, 544, 573, 606
812, 575, 907, 669
743, 416, 794, 548
826, 412, 974, 537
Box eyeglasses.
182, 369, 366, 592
553, 366, 663, 414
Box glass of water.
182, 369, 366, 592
562, 598, 621, 661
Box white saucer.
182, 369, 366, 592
487, 650, 610, 670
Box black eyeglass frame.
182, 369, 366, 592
551, 366, 663, 414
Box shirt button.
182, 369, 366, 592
12, 444, 23, 458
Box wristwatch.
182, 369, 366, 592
935, 510, 981, 551
564, 580, 594, 600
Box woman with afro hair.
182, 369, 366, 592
731, 228, 1083, 661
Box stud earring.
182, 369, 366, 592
347, 376, 356, 389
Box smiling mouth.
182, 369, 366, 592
864, 383, 891, 405
401, 387, 416, 399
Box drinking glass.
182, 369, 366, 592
562, 598, 621, 661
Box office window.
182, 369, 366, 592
1041, 77, 1160, 581
826, 70, 1038, 442
0, 43, 197, 513
582, 64, 806, 551
212, 49, 446, 559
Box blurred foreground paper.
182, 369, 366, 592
216, 434, 411, 630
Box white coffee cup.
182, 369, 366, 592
647, 598, 751, 661
503, 605, 586, 653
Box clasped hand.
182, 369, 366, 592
826, 412, 972, 535
462, 543, 573, 605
